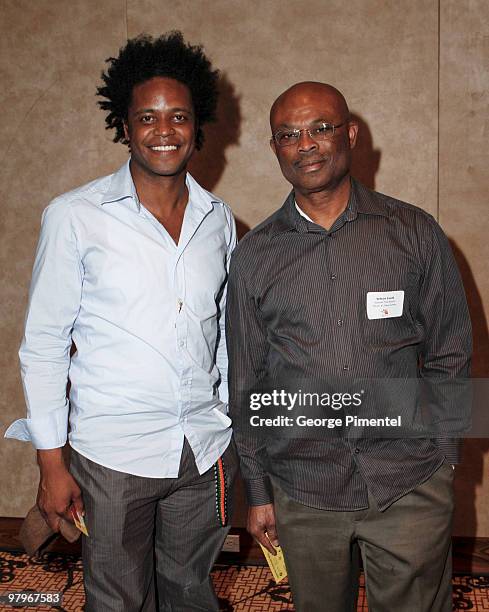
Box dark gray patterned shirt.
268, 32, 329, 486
226, 178, 471, 511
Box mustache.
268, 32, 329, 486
293, 155, 328, 168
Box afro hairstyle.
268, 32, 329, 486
97, 31, 219, 150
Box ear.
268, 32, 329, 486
347, 121, 359, 150
270, 137, 278, 156
123, 121, 130, 143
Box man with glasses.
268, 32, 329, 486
226, 81, 471, 611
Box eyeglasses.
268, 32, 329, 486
272, 122, 346, 147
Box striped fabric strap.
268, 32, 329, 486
214, 456, 227, 527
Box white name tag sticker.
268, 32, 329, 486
366, 291, 404, 320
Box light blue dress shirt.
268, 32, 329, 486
5, 161, 236, 478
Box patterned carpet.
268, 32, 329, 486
0, 550, 488, 611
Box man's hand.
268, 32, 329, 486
247, 503, 279, 555
36, 449, 83, 532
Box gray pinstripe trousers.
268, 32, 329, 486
70, 438, 237, 612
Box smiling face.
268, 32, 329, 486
270, 82, 358, 197
124, 76, 196, 180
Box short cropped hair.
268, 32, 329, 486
97, 31, 219, 149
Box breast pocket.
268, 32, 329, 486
360, 271, 420, 348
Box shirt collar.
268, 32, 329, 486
101, 159, 138, 208
295, 201, 315, 223
100, 159, 217, 214
350, 177, 390, 219
185, 172, 218, 215
269, 176, 389, 238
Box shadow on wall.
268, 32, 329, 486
450, 239, 489, 544
188, 72, 249, 239
350, 112, 381, 191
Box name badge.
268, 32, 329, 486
366, 291, 404, 320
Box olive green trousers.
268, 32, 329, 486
272, 463, 454, 612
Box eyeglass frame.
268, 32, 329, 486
271, 121, 347, 148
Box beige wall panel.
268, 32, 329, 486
2, 0, 487, 540
0, 0, 127, 516
127, 0, 439, 228
439, 0, 489, 538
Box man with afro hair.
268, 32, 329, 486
6, 32, 238, 611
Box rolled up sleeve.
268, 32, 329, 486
5, 200, 83, 449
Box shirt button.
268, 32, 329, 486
337, 319, 343, 327
179, 341, 185, 348
342, 364, 350, 371
330, 274, 337, 280
354, 448, 360, 454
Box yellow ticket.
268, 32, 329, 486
70, 507, 89, 537
259, 543, 287, 583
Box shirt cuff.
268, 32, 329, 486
244, 476, 274, 506
433, 437, 461, 465
4, 412, 68, 449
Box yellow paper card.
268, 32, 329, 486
70, 507, 89, 537
259, 543, 287, 583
